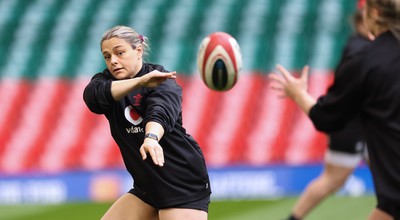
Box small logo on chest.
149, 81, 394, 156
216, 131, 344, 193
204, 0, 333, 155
133, 94, 143, 106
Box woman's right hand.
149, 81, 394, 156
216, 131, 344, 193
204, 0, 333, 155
269, 64, 316, 115
139, 71, 176, 88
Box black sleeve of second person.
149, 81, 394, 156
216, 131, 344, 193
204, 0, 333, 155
143, 79, 182, 133
309, 53, 366, 132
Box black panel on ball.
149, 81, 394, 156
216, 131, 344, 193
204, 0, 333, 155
212, 59, 228, 90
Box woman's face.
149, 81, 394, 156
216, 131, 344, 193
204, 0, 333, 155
101, 37, 143, 79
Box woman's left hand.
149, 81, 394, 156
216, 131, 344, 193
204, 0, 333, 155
139, 138, 165, 167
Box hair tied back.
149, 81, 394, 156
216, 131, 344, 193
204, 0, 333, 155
139, 34, 144, 43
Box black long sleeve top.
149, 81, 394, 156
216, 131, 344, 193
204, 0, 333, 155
309, 31, 400, 203
83, 63, 211, 207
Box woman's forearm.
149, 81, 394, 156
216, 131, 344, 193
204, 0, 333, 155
110, 71, 176, 101
111, 78, 142, 101
144, 121, 165, 141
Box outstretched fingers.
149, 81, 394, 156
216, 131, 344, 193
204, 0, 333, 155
269, 74, 287, 98
269, 64, 311, 100
154, 71, 176, 79
276, 64, 294, 81
140, 145, 164, 167
164, 71, 177, 78
268, 73, 285, 85
141, 71, 177, 87
148, 147, 164, 167
140, 147, 147, 160
300, 65, 310, 82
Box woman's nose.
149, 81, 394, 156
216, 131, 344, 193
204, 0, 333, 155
110, 55, 118, 64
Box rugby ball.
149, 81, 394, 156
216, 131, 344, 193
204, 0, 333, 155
197, 32, 242, 91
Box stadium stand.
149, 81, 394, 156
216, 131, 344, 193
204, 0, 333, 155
0, 0, 356, 173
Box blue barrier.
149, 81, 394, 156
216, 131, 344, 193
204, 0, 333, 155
0, 165, 373, 204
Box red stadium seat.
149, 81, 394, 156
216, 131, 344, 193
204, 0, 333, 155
1, 79, 67, 173
181, 75, 223, 160
203, 74, 262, 166
38, 77, 97, 172
0, 80, 30, 158
244, 76, 297, 165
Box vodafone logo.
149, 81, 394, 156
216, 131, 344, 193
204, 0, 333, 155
124, 105, 143, 125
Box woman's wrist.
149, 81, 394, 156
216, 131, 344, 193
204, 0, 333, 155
294, 91, 316, 115
144, 133, 159, 142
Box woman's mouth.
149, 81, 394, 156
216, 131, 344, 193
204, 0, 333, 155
113, 68, 124, 73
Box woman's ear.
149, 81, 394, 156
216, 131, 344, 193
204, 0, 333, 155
370, 7, 380, 20
363, 5, 381, 36
136, 44, 143, 59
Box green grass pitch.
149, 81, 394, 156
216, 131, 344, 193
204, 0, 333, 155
0, 196, 375, 220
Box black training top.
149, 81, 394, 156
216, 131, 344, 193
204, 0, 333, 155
328, 34, 370, 153
309, 31, 400, 203
83, 63, 211, 207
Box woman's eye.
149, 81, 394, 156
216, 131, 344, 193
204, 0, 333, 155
117, 51, 124, 56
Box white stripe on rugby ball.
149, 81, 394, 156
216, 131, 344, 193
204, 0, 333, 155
203, 45, 236, 91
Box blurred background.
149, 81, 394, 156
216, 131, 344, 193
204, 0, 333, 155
0, 0, 374, 219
